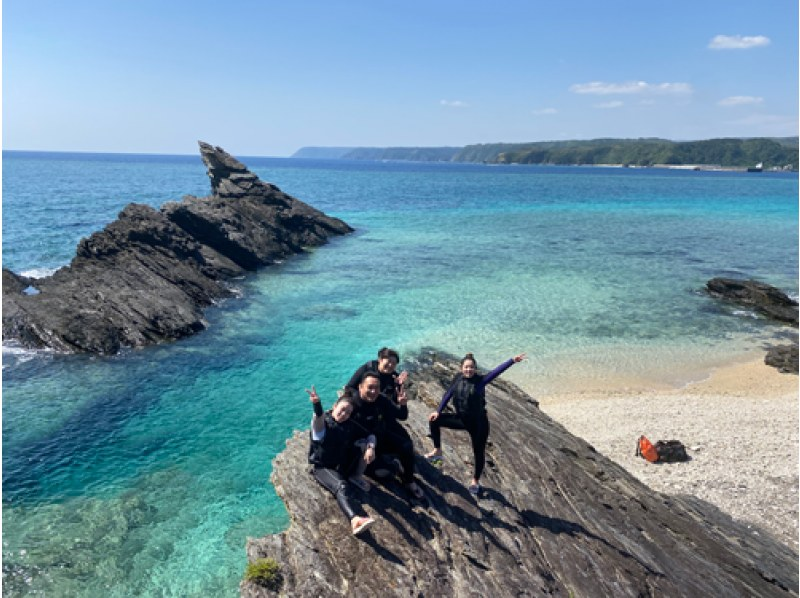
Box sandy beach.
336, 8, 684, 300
533, 356, 798, 551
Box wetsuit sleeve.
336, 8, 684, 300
394, 402, 409, 421
311, 414, 326, 441
478, 358, 515, 390
436, 387, 454, 415
345, 362, 369, 393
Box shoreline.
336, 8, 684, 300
526, 355, 798, 550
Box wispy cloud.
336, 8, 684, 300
569, 81, 693, 95
708, 34, 770, 49
532, 107, 557, 115
718, 95, 764, 106
594, 101, 623, 109
440, 99, 469, 108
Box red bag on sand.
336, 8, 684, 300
635, 435, 659, 463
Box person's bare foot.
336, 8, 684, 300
351, 516, 375, 535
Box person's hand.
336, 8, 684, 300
428, 412, 439, 422
397, 385, 408, 406
306, 386, 320, 403
397, 371, 408, 386
364, 445, 376, 464
513, 353, 527, 363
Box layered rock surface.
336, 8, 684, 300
242, 351, 798, 597
2, 142, 353, 354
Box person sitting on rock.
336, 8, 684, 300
350, 371, 425, 500
345, 347, 408, 405
425, 352, 527, 496
307, 386, 376, 536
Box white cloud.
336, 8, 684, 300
440, 99, 468, 108
532, 107, 557, 115
718, 95, 764, 106
709, 34, 770, 49
569, 81, 693, 95
594, 101, 623, 109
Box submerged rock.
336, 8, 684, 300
706, 278, 798, 326
241, 350, 798, 597
706, 278, 799, 374
2, 142, 353, 354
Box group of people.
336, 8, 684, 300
307, 347, 526, 535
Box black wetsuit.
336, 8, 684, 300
309, 408, 364, 521
351, 392, 416, 484
430, 359, 515, 481
346, 360, 403, 404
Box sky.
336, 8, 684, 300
3, 0, 798, 157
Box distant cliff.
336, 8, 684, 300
241, 350, 798, 597
2, 142, 353, 354
293, 137, 799, 169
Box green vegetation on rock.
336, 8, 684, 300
243, 558, 282, 591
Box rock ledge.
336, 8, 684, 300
242, 350, 798, 597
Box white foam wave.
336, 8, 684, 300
2, 342, 54, 368
732, 309, 759, 319
20, 267, 57, 279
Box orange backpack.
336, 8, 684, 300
635, 435, 659, 463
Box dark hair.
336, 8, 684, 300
377, 347, 400, 363
359, 370, 381, 384
334, 395, 357, 409
461, 353, 477, 367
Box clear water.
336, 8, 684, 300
3, 151, 798, 596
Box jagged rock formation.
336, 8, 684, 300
241, 351, 798, 597
2, 142, 353, 354
706, 278, 799, 326
706, 278, 799, 374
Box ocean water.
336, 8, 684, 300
2, 151, 797, 596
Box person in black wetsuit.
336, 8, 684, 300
425, 352, 526, 495
345, 347, 408, 405
307, 386, 376, 535
350, 371, 424, 499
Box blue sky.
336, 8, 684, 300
4, 0, 798, 157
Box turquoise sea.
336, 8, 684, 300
3, 151, 798, 596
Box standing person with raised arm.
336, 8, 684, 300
307, 386, 376, 536
425, 352, 527, 496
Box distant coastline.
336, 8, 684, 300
292, 136, 799, 171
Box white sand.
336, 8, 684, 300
530, 357, 798, 550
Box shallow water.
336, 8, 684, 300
3, 152, 797, 595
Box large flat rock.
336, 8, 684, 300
242, 350, 798, 597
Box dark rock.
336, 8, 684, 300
765, 344, 799, 374
706, 278, 799, 374
241, 350, 798, 597
2, 142, 353, 354
706, 278, 798, 326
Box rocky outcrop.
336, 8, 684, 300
2, 142, 353, 354
241, 351, 798, 597
765, 344, 799, 374
706, 278, 798, 326
706, 278, 799, 374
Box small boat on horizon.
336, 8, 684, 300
747, 162, 763, 172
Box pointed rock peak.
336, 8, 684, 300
198, 141, 248, 174
197, 141, 260, 198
